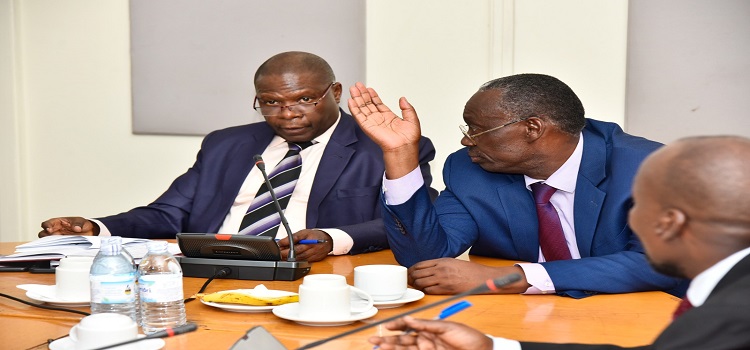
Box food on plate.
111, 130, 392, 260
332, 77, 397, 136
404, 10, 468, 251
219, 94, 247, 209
200, 285, 298, 306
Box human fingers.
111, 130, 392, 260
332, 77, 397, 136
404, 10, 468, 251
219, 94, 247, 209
398, 97, 420, 125
348, 82, 379, 115
293, 245, 329, 262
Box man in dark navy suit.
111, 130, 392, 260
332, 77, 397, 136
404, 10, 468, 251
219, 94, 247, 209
39, 51, 437, 262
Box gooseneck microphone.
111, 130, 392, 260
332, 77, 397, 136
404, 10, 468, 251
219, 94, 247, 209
254, 154, 299, 262
93, 323, 198, 350
296, 273, 523, 350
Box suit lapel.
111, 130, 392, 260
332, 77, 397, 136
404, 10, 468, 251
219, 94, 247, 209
572, 129, 607, 257
206, 126, 274, 231
709, 253, 750, 299
306, 113, 357, 227
499, 178, 541, 261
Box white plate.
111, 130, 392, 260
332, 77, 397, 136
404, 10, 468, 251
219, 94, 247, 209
373, 288, 425, 309
272, 302, 378, 326
198, 287, 297, 313
49, 335, 165, 350
199, 298, 276, 313
18, 284, 89, 307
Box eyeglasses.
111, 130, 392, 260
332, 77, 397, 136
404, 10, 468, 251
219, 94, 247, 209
459, 117, 528, 145
253, 83, 335, 117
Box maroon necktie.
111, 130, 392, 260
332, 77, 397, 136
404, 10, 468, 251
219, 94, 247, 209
672, 297, 693, 319
530, 182, 572, 261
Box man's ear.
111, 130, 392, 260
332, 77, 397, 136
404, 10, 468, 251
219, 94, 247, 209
525, 116, 544, 140
656, 208, 687, 241
332, 82, 343, 103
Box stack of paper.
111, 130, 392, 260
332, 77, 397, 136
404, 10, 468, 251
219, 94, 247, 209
0, 235, 181, 263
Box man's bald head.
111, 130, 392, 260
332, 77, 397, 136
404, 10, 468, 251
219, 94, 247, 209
254, 51, 335, 85
648, 136, 750, 233
631, 135, 750, 279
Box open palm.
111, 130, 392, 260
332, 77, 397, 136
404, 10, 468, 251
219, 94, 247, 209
347, 82, 421, 152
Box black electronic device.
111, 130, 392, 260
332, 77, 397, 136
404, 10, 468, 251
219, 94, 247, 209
176, 233, 281, 260
176, 154, 311, 282
176, 233, 310, 281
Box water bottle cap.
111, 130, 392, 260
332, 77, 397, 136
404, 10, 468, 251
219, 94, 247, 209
146, 240, 169, 252
100, 237, 123, 255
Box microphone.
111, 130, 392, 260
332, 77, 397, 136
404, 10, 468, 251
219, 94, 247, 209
174, 156, 312, 281
254, 154, 298, 262
296, 273, 522, 350
93, 323, 198, 350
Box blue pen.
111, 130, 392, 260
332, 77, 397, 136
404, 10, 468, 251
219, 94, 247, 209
275, 239, 328, 244
299, 239, 327, 244
373, 300, 472, 349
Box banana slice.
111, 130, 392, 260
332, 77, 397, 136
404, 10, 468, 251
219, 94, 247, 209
200, 285, 298, 306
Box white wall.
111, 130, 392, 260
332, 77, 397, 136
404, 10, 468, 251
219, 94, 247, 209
1, 0, 627, 242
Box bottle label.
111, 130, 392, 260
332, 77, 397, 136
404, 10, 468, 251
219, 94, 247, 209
90, 273, 137, 304
139, 274, 184, 302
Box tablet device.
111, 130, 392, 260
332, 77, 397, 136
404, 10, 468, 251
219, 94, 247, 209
176, 233, 281, 261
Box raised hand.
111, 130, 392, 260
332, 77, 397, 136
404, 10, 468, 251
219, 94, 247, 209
347, 82, 422, 179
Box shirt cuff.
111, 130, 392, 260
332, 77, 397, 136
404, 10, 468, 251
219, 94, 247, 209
516, 263, 556, 294
316, 228, 353, 255
382, 167, 424, 205
491, 336, 522, 350
90, 219, 111, 237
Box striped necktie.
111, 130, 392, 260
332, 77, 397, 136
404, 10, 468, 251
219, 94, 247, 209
238, 141, 314, 237
530, 182, 572, 261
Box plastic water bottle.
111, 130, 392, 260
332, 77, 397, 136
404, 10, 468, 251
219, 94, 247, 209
120, 245, 141, 325
138, 241, 187, 334
89, 236, 138, 321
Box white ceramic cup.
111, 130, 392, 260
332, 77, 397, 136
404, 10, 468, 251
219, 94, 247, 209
55, 256, 95, 300
354, 264, 408, 301
298, 274, 373, 320
68, 313, 138, 350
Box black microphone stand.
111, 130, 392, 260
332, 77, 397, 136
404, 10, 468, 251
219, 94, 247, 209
255, 155, 298, 262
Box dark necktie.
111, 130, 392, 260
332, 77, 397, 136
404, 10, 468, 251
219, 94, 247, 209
530, 182, 572, 261
238, 141, 314, 237
672, 297, 693, 319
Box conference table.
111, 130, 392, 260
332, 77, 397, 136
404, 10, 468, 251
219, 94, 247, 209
0, 241, 680, 349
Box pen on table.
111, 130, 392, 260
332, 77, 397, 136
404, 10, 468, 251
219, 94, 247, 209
299, 239, 328, 244
373, 300, 472, 349
275, 239, 328, 245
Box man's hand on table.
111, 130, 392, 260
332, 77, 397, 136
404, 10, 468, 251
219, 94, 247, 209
39, 217, 100, 237
408, 258, 531, 294
277, 229, 333, 262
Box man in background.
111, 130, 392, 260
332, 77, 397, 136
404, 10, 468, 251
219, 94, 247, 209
348, 74, 685, 297
39, 51, 437, 262
369, 136, 750, 350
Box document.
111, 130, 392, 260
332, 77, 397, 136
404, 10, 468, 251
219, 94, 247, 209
0, 235, 181, 263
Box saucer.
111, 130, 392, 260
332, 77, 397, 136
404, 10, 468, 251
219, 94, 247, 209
272, 302, 378, 326
200, 298, 275, 313
17, 284, 89, 307
49, 335, 165, 350
373, 288, 425, 309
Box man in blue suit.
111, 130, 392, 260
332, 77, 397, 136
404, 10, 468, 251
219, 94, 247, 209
348, 74, 686, 297
39, 51, 437, 262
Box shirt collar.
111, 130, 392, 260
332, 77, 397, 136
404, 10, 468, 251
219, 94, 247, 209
525, 133, 584, 193
686, 246, 750, 306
